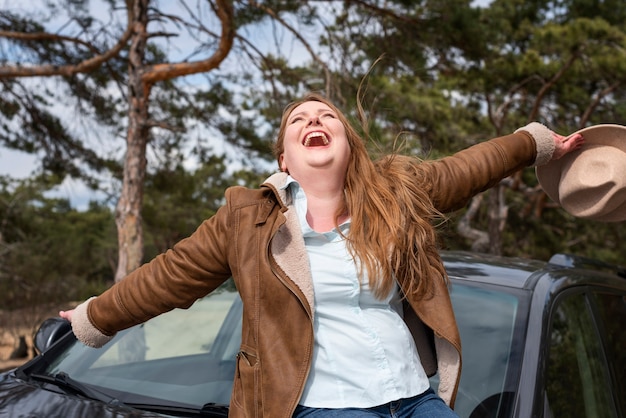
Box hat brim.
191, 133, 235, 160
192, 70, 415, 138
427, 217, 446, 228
536, 124, 626, 215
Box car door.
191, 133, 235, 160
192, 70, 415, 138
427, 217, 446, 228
542, 287, 624, 418
589, 290, 626, 417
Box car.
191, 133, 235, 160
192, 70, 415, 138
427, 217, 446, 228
0, 251, 624, 417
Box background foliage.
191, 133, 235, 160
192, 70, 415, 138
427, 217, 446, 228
1, 0, 625, 311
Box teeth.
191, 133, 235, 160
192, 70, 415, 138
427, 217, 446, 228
303, 132, 329, 146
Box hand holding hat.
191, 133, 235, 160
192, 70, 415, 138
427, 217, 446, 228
551, 131, 585, 160
536, 124, 626, 222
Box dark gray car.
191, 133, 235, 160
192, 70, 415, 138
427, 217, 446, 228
1, 251, 624, 417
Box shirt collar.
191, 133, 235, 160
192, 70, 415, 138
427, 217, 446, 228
280, 174, 298, 191
284, 177, 350, 240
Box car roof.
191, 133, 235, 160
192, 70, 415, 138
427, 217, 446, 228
441, 250, 626, 292
441, 250, 546, 289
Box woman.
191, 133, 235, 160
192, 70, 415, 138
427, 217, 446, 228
60, 93, 583, 417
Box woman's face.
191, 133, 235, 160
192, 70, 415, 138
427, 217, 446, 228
279, 100, 351, 183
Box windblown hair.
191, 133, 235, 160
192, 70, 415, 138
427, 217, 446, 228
273, 93, 447, 300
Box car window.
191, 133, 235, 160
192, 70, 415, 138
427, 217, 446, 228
43, 280, 242, 408
430, 282, 525, 418
591, 292, 626, 415
91, 289, 238, 366
545, 291, 616, 418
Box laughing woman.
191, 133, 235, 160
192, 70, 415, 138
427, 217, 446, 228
60, 92, 583, 418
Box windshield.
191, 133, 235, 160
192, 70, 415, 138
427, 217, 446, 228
430, 281, 528, 418
31, 279, 525, 416
40, 279, 241, 410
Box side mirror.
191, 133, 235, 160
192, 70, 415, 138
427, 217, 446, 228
34, 317, 72, 354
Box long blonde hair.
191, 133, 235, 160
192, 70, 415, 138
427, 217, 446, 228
273, 93, 447, 299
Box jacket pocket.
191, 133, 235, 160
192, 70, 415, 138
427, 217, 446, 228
232, 344, 262, 416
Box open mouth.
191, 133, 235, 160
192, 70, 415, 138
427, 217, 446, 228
303, 131, 330, 147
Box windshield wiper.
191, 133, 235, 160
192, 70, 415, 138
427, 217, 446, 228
125, 402, 229, 417
30, 372, 228, 417
29, 372, 123, 406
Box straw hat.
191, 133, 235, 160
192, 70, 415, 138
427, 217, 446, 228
536, 124, 626, 222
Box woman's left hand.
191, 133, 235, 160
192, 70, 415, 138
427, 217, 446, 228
551, 132, 584, 161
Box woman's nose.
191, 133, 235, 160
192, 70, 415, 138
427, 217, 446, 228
307, 115, 322, 126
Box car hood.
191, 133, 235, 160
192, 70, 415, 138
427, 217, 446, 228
0, 370, 166, 418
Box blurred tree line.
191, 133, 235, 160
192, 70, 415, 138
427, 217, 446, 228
1, 0, 625, 311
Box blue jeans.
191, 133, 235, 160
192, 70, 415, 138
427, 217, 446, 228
293, 388, 459, 417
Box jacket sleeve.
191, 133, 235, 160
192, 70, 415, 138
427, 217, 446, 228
70, 201, 234, 348
423, 122, 554, 213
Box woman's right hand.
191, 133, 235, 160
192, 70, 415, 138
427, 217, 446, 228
59, 309, 75, 322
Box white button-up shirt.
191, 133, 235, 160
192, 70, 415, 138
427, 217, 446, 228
284, 178, 430, 408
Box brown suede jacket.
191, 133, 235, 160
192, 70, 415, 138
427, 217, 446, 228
70, 123, 555, 418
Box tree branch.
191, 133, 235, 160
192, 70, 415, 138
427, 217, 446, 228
579, 81, 621, 127
488, 75, 542, 133
0, 13, 135, 78
145, 119, 186, 132
142, 0, 235, 84
528, 52, 579, 122
247, 1, 335, 97
344, 0, 425, 25
0, 31, 95, 50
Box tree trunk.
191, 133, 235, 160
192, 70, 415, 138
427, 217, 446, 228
487, 184, 508, 255
115, 0, 151, 282
457, 193, 490, 252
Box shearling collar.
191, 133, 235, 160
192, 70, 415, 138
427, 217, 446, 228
262, 172, 315, 315
262, 172, 291, 206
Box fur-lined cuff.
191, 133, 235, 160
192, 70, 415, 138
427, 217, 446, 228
72, 297, 115, 348
515, 122, 555, 166
435, 336, 461, 407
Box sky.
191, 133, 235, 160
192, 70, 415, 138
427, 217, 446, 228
0, 149, 36, 179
